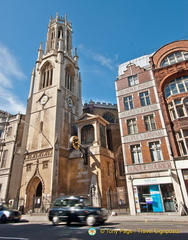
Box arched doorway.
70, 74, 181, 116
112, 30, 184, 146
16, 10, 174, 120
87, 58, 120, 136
26, 177, 43, 212
33, 182, 42, 209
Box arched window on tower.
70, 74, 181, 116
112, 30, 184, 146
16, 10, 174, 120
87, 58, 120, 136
67, 30, 70, 52
58, 26, 63, 39
40, 62, 53, 89
51, 27, 55, 49
65, 66, 74, 92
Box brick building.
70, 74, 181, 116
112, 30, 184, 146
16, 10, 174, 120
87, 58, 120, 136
116, 40, 188, 215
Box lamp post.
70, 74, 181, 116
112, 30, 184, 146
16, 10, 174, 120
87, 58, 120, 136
90, 184, 96, 206
15, 182, 27, 211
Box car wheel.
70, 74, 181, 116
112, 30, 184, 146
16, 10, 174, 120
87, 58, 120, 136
99, 220, 105, 225
14, 219, 20, 223
86, 215, 96, 226
52, 216, 59, 226
1, 214, 7, 224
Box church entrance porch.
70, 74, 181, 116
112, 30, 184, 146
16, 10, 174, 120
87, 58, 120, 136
26, 177, 43, 213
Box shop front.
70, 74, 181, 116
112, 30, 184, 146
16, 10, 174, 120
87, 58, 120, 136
133, 177, 176, 213
175, 160, 188, 209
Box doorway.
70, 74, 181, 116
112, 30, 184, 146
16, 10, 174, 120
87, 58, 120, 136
26, 177, 43, 212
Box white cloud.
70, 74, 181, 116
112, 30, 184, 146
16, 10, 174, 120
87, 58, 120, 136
0, 43, 26, 114
78, 44, 118, 71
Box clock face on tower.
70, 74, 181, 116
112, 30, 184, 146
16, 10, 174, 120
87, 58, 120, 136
40, 95, 48, 105
67, 97, 73, 107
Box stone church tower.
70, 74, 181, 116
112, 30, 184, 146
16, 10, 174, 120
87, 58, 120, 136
19, 13, 82, 212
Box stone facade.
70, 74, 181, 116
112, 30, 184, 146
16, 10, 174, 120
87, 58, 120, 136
17, 14, 123, 213
0, 111, 25, 207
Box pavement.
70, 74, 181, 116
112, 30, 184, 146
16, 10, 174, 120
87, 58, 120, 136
21, 211, 188, 223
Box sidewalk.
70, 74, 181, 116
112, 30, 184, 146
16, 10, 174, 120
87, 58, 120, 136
107, 212, 188, 223
21, 212, 188, 223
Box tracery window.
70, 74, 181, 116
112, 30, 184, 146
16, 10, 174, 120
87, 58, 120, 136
67, 30, 70, 52
58, 26, 63, 38
161, 51, 188, 67
65, 67, 74, 92
165, 76, 188, 98
102, 112, 115, 123
40, 63, 53, 89
50, 27, 55, 49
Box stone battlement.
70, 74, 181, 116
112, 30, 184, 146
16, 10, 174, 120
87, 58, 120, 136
84, 100, 117, 108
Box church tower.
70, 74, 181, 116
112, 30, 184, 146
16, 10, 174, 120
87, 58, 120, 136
19, 13, 82, 212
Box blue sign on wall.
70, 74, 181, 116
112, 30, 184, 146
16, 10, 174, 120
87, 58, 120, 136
149, 185, 164, 212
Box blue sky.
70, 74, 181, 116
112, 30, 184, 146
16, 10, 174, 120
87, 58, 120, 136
0, 0, 188, 114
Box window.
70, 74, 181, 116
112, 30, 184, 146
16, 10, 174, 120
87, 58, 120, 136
102, 112, 115, 123
58, 26, 63, 39
144, 115, 156, 131
40, 63, 53, 89
131, 144, 142, 164
124, 96, 133, 110
139, 91, 150, 106
67, 31, 70, 52
183, 130, 188, 150
168, 98, 188, 120
26, 164, 32, 172
127, 118, 138, 134
165, 76, 188, 98
65, 67, 74, 91
40, 121, 43, 133
176, 131, 188, 156
149, 141, 162, 161
43, 161, 48, 169
1, 150, 8, 168
128, 75, 138, 86
107, 162, 110, 175
161, 51, 188, 67
6, 127, 12, 137
81, 125, 94, 144
50, 27, 55, 49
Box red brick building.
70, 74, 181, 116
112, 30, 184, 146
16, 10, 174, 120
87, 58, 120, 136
116, 40, 188, 215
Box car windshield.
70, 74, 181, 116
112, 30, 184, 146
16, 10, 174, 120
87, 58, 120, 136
0, 205, 8, 211
0, 203, 14, 211
53, 198, 89, 207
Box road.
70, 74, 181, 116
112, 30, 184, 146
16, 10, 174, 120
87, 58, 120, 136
0, 220, 188, 240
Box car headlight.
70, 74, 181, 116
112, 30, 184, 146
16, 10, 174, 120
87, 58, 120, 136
4, 211, 10, 217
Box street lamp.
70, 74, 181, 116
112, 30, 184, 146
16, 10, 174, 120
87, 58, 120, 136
15, 182, 27, 211
90, 184, 96, 206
